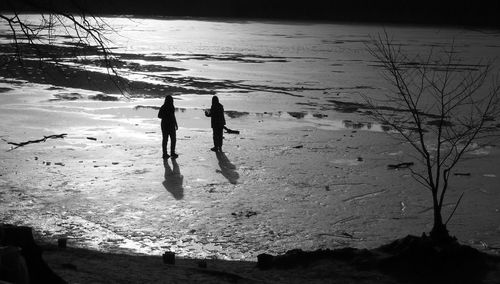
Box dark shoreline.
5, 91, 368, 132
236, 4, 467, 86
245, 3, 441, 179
3, 224, 498, 284
40, 234, 500, 284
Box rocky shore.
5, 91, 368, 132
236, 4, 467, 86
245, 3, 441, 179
2, 225, 500, 283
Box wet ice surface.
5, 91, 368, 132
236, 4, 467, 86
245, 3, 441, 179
1, 84, 500, 260
1, 18, 500, 259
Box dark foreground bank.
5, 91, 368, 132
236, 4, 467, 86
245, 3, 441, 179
1, 225, 500, 284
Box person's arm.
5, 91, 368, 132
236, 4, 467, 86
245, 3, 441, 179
204, 109, 211, 117
158, 106, 164, 119
174, 114, 178, 130
221, 106, 226, 125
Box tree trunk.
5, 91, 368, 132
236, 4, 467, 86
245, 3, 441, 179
430, 195, 450, 242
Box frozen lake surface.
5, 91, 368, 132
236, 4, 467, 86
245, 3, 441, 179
1, 17, 500, 260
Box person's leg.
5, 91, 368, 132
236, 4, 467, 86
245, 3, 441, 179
170, 131, 177, 158
161, 124, 169, 158
211, 128, 218, 151
215, 127, 223, 151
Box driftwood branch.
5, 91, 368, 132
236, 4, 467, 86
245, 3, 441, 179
6, 134, 67, 149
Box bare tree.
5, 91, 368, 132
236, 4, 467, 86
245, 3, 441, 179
0, 0, 124, 92
365, 33, 500, 241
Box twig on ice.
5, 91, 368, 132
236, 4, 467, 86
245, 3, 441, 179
5, 134, 67, 150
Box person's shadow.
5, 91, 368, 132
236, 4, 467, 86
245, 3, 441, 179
163, 159, 184, 200
216, 152, 239, 184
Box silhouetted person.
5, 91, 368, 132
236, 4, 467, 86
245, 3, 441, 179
163, 159, 184, 200
158, 95, 178, 159
205, 96, 225, 152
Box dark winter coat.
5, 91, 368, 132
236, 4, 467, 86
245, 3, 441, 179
206, 103, 225, 129
158, 105, 177, 132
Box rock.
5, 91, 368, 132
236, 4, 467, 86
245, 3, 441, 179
197, 260, 207, 268
1, 225, 66, 284
257, 253, 274, 270
58, 238, 67, 249
0, 246, 30, 284
162, 251, 175, 265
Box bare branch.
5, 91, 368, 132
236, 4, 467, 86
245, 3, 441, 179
445, 192, 465, 225
0, 3, 128, 95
